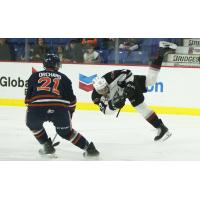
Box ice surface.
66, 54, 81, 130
0, 106, 200, 161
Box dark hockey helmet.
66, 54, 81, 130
43, 53, 61, 70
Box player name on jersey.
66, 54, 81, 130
39, 72, 61, 79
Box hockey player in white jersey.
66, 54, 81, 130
91, 41, 177, 141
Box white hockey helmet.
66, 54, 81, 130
92, 76, 109, 94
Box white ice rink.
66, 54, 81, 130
1, 106, 200, 161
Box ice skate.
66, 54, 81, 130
159, 41, 177, 50
39, 138, 56, 155
157, 41, 177, 59
83, 142, 100, 157
154, 122, 172, 142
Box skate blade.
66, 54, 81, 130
84, 155, 100, 161
159, 41, 177, 49
83, 152, 100, 160
39, 150, 58, 159
158, 132, 172, 142
40, 153, 58, 159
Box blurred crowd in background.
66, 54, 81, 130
0, 38, 183, 64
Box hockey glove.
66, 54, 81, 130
109, 95, 126, 110
117, 80, 126, 88
99, 101, 107, 114
124, 82, 135, 97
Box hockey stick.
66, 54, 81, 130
116, 94, 127, 118
116, 108, 121, 118
52, 133, 60, 147
115, 86, 130, 118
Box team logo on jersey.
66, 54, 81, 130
79, 74, 97, 92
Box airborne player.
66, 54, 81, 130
92, 41, 177, 141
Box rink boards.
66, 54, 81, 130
0, 61, 200, 116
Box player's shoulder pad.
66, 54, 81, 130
121, 69, 132, 74
60, 72, 72, 83
28, 71, 39, 80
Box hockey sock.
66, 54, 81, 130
33, 128, 48, 144
151, 55, 163, 70
146, 68, 159, 87
135, 102, 162, 128
66, 129, 89, 150
145, 112, 162, 128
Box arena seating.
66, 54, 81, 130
4, 38, 183, 64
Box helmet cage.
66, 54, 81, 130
93, 77, 109, 95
